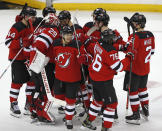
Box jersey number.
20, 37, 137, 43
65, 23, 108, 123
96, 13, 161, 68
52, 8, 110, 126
145, 46, 152, 63
92, 54, 102, 72
48, 29, 57, 38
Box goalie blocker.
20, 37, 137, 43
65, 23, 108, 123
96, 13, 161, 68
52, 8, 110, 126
29, 49, 50, 74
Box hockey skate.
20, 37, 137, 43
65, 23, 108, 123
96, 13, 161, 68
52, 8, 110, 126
125, 110, 140, 125
10, 101, 21, 118
65, 119, 73, 130
81, 116, 97, 130
114, 109, 119, 123
140, 104, 149, 121
31, 116, 56, 125
101, 126, 110, 131
23, 100, 31, 115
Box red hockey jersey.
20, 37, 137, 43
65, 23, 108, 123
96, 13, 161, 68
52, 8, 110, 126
83, 22, 101, 42
5, 22, 32, 60
87, 40, 130, 81
29, 25, 60, 64
126, 31, 155, 76
53, 39, 86, 82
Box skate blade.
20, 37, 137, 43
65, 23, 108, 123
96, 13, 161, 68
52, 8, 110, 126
80, 126, 86, 130
30, 118, 38, 124
126, 119, 140, 125
58, 111, 65, 114
10, 112, 21, 118
113, 119, 119, 125
23, 110, 31, 115
140, 112, 149, 121
34, 121, 56, 126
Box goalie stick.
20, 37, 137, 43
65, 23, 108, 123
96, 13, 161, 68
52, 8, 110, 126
124, 16, 136, 116
41, 68, 66, 106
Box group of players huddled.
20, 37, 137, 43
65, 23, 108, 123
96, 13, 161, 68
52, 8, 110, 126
5, 5, 155, 131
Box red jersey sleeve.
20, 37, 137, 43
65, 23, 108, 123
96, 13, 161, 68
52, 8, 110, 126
5, 27, 22, 49
34, 27, 59, 55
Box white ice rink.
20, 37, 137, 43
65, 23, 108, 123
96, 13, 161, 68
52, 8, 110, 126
0, 10, 162, 131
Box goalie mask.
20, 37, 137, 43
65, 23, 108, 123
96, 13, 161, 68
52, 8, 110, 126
45, 13, 59, 26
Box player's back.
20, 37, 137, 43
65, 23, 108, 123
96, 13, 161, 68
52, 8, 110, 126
132, 31, 155, 76
88, 40, 119, 81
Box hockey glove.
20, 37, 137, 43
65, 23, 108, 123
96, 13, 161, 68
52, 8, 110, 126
77, 54, 88, 65
23, 35, 33, 47
126, 49, 137, 60
15, 15, 23, 23
119, 42, 131, 51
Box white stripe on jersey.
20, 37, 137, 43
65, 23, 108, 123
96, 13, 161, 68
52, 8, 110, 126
36, 37, 49, 48
41, 33, 53, 44
110, 61, 120, 70
116, 63, 123, 72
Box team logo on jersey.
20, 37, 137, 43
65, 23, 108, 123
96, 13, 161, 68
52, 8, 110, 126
55, 53, 71, 68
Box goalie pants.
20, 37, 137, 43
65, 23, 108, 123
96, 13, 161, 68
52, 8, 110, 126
30, 63, 55, 116
123, 71, 149, 112
54, 78, 80, 120
88, 78, 118, 128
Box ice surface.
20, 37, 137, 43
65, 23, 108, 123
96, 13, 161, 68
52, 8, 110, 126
0, 10, 162, 131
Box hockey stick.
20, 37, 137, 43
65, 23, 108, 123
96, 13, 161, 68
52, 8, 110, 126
41, 68, 66, 106
20, 3, 28, 16
72, 19, 89, 114
0, 47, 24, 79
124, 17, 135, 116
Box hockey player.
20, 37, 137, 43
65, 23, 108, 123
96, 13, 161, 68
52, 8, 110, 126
81, 29, 135, 131
28, 13, 60, 122
83, 8, 106, 41
52, 26, 91, 129
84, 11, 127, 120
5, 7, 37, 117
124, 13, 155, 124
58, 10, 91, 115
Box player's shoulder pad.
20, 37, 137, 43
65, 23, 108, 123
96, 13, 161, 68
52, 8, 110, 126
53, 38, 62, 46
84, 22, 94, 28
73, 24, 83, 30
98, 39, 116, 52
12, 22, 27, 32
135, 31, 154, 39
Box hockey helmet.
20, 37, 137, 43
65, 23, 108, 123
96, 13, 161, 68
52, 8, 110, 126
93, 8, 106, 16
58, 10, 71, 20
95, 12, 110, 26
130, 13, 146, 28
101, 29, 116, 43
61, 26, 73, 35
42, 6, 56, 17
23, 7, 37, 16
